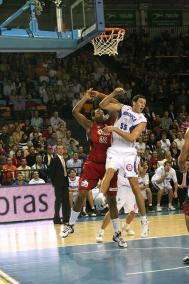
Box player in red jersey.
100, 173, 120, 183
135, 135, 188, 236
61, 88, 127, 247
178, 129, 189, 264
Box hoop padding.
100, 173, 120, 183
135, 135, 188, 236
91, 28, 125, 56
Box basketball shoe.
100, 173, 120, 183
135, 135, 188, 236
183, 254, 189, 264
96, 229, 104, 243
141, 220, 149, 238
122, 224, 135, 236
113, 231, 127, 248
60, 225, 74, 238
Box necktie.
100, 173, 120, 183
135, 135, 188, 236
60, 156, 67, 177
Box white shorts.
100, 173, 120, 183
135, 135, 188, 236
152, 182, 172, 194
106, 147, 138, 178
116, 185, 138, 214
70, 191, 79, 203
92, 187, 99, 199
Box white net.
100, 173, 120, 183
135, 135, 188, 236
91, 28, 125, 56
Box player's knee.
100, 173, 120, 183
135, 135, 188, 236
130, 211, 135, 218
108, 199, 118, 219
107, 195, 117, 208
183, 201, 189, 216
76, 190, 88, 205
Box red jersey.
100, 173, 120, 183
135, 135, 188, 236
87, 122, 112, 163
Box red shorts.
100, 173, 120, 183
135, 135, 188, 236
183, 198, 189, 216
79, 160, 117, 196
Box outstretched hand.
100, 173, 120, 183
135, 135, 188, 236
113, 87, 126, 96
102, 126, 115, 133
84, 88, 99, 100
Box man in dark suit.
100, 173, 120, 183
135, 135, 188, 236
49, 145, 70, 224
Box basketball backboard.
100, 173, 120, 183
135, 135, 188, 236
0, 0, 105, 57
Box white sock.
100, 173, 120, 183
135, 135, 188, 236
125, 223, 130, 229
83, 207, 86, 213
111, 218, 120, 234
168, 203, 172, 207
141, 216, 147, 223
69, 209, 80, 226
149, 203, 152, 206
157, 204, 160, 207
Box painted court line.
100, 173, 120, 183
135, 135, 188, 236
126, 266, 189, 276
0, 270, 20, 284
63, 233, 189, 248
63, 246, 189, 256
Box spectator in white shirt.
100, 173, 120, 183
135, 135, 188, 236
17, 158, 31, 182
50, 111, 66, 131
66, 152, 82, 176
31, 111, 43, 129
160, 133, 171, 152
174, 131, 185, 151
151, 161, 178, 212
161, 111, 172, 131
29, 171, 45, 184
68, 169, 80, 208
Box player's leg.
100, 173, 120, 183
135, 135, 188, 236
129, 177, 149, 237
185, 214, 189, 231
107, 194, 127, 248
119, 185, 137, 236
100, 168, 116, 194
182, 199, 189, 264
156, 188, 163, 211
87, 190, 96, 216
60, 189, 88, 237
96, 182, 125, 243
69, 191, 74, 209
99, 148, 120, 195
61, 162, 98, 238
129, 177, 146, 216
80, 197, 88, 217
96, 211, 111, 243
167, 188, 175, 210
122, 211, 136, 236
146, 188, 153, 210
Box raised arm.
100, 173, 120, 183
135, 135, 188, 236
72, 90, 93, 132
103, 122, 147, 143
178, 130, 189, 172
91, 90, 118, 103
99, 88, 125, 112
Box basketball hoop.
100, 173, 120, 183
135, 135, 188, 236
91, 28, 125, 56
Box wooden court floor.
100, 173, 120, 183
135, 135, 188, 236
0, 213, 188, 253
0, 212, 189, 284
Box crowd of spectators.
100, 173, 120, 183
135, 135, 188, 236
0, 28, 189, 212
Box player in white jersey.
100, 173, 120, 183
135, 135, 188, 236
96, 159, 146, 243
95, 89, 149, 237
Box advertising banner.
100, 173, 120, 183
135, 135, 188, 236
148, 10, 182, 26
105, 9, 136, 27
0, 184, 55, 223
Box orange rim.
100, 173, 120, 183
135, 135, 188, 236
95, 28, 125, 39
